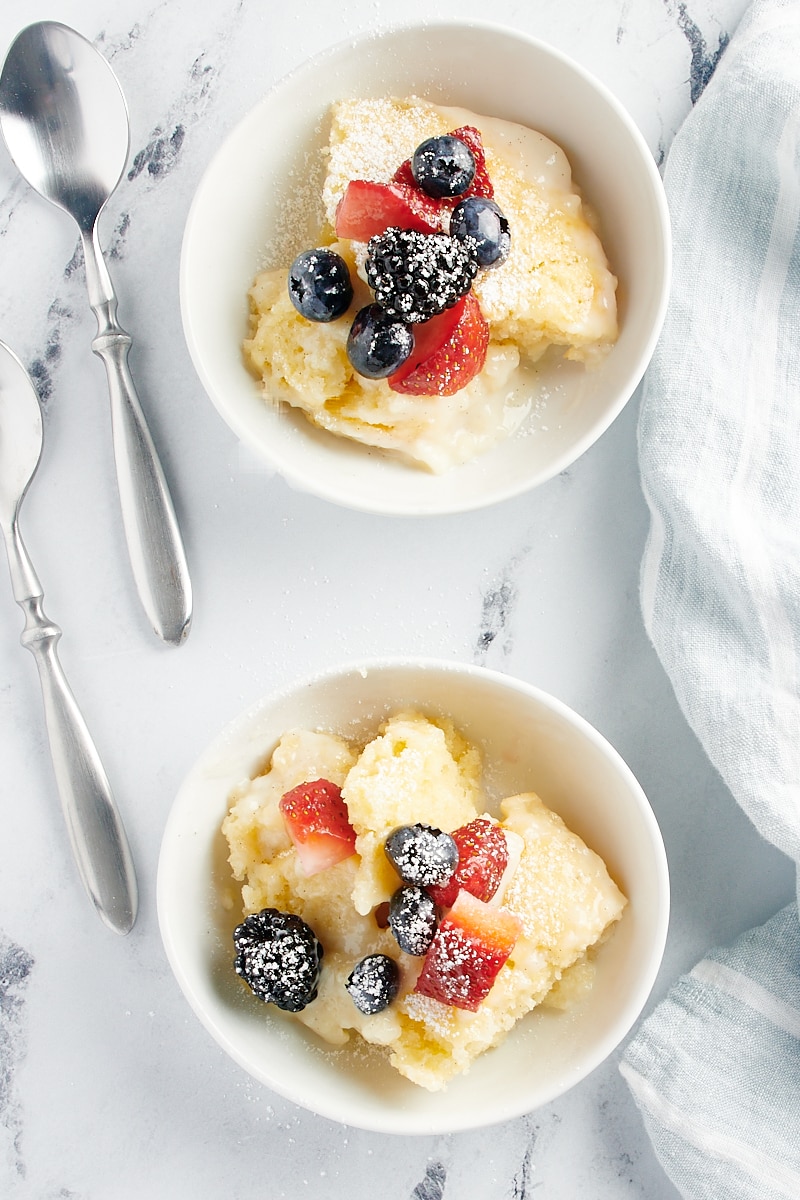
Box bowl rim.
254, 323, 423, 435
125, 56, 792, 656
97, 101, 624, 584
179, 19, 672, 516
157, 657, 670, 1133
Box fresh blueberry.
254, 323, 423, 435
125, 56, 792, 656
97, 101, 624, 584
346, 303, 414, 379
346, 954, 400, 1014
389, 886, 438, 956
385, 823, 458, 888
288, 248, 353, 322
411, 134, 476, 199
450, 197, 511, 268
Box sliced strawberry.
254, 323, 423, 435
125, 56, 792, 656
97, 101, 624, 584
392, 125, 494, 205
450, 126, 494, 200
428, 818, 510, 908
387, 297, 467, 389
279, 779, 357, 876
414, 891, 522, 1011
391, 158, 417, 191
389, 290, 489, 397
334, 180, 442, 241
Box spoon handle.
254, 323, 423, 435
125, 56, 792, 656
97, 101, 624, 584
3, 516, 138, 935
81, 227, 193, 647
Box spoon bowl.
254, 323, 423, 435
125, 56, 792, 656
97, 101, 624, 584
0, 21, 128, 231
0, 20, 192, 645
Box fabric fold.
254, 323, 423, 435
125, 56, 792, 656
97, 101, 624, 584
638, 0, 800, 877
621, 904, 800, 1200
628, 0, 800, 1193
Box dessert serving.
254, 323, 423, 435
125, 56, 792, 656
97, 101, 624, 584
181, 21, 670, 514
222, 710, 627, 1091
243, 97, 619, 473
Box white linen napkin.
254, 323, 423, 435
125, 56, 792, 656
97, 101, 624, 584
621, 905, 800, 1199
638, 0, 800, 882
624, 0, 800, 1193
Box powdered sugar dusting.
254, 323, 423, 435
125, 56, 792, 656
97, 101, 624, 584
401, 990, 457, 1040
322, 96, 455, 225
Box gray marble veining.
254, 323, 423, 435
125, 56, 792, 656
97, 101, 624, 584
0, 934, 34, 1183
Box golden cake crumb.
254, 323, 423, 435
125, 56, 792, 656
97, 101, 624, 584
222, 712, 626, 1090
243, 96, 617, 472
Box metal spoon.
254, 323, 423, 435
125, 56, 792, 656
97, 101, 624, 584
0, 21, 192, 646
0, 339, 138, 934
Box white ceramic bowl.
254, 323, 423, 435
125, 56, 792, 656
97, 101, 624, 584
157, 659, 669, 1133
180, 21, 670, 516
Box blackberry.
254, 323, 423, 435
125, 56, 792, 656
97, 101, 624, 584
288, 248, 353, 322
412, 134, 476, 198
450, 196, 511, 269
346, 303, 414, 378
233, 908, 323, 1012
389, 885, 438, 956
385, 823, 458, 888
346, 954, 400, 1015
365, 228, 478, 324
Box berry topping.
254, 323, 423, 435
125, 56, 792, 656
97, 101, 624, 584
414, 891, 522, 1012
428, 818, 511, 909
386, 299, 466, 390
388, 885, 438, 956
411, 134, 476, 198
346, 954, 400, 1015
365, 227, 478, 324
279, 778, 357, 876
448, 126, 494, 200
450, 196, 511, 269
335, 179, 442, 241
384, 823, 458, 888
287, 248, 353, 322
389, 290, 489, 397
233, 908, 324, 1012
346, 303, 414, 379
393, 126, 494, 204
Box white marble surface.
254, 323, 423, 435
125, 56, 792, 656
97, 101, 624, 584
0, 0, 794, 1196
